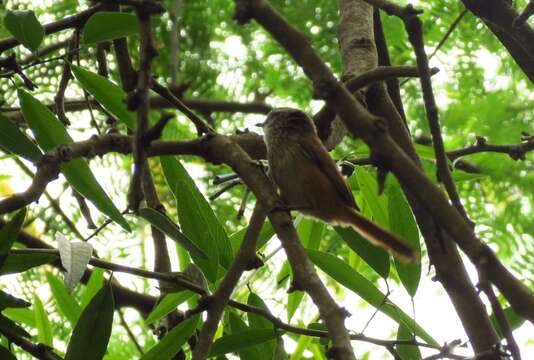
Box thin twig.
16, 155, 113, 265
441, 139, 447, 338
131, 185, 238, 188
478, 273, 522, 360
150, 80, 214, 136
117, 308, 145, 355
447, 136, 534, 162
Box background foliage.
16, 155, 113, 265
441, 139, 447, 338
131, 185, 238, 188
0, 0, 532, 359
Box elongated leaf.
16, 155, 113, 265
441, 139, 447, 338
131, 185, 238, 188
161, 156, 232, 282
71, 66, 136, 129
0, 313, 31, 338
414, 144, 436, 160
287, 290, 304, 323
4, 10, 44, 52
33, 294, 53, 346
2, 308, 35, 328
297, 218, 323, 250
140, 315, 199, 360
145, 291, 194, 326
139, 207, 207, 259
387, 181, 421, 296
0, 344, 16, 360
354, 166, 388, 227
306, 249, 437, 345
289, 330, 314, 360
0, 289, 30, 310
18, 89, 130, 231
228, 311, 262, 360
56, 233, 93, 293
397, 323, 421, 360
0, 115, 41, 162
0, 208, 26, 269
82, 12, 139, 44
80, 268, 104, 309
0, 252, 57, 275
490, 307, 525, 339
335, 227, 390, 278
209, 329, 279, 358
247, 293, 281, 360
65, 282, 114, 360
229, 220, 274, 255
46, 272, 81, 325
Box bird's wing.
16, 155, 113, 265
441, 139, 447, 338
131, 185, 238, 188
297, 135, 358, 210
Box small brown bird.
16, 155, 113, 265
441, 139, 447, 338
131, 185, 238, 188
261, 108, 415, 261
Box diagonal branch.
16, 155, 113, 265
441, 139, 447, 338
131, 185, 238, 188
193, 204, 266, 359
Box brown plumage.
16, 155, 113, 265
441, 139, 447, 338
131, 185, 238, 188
261, 108, 416, 261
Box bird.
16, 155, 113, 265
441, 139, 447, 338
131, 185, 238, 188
260, 107, 416, 261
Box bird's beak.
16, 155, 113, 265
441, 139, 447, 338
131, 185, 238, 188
255, 122, 266, 128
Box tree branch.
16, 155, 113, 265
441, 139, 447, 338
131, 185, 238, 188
447, 136, 534, 162
193, 204, 266, 359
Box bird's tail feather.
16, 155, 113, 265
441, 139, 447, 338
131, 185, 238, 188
338, 207, 417, 262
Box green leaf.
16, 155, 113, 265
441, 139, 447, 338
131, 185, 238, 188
209, 329, 280, 358
80, 268, 104, 310
306, 249, 437, 345
2, 308, 35, 328
452, 170, 488, 182
0, 313, 31, 338
82, 12, 139, 44
0, 252, 57, 275
335, 227, 390, 278
287, 291, 304, 323
71, 65, 136, 129
387, 180, 421, 296
297, 218, 323, 250
0, 208, 26, 269
0, 289, 30, 310
229, 220, 274, 255
228, 311, 261, 360
18, 89, 130, 231
354, 166, 388, 227
46, 272, 82, 325
0, 115, 41, 162
4, 10, 44, 52
247, 293, 279, 360
139, 207, 207, 260
65, 282, 114, 360
145, 291, 195, 326
161, 156, 232, 283
397, 323, 421, 360
140, 315, 199, 360
33, 294, 53, 347
0, 344, 16, 360
414, 144, 436, 160
490, 307, 525, 339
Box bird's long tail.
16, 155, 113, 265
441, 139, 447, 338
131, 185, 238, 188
338, 207, 417, 262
